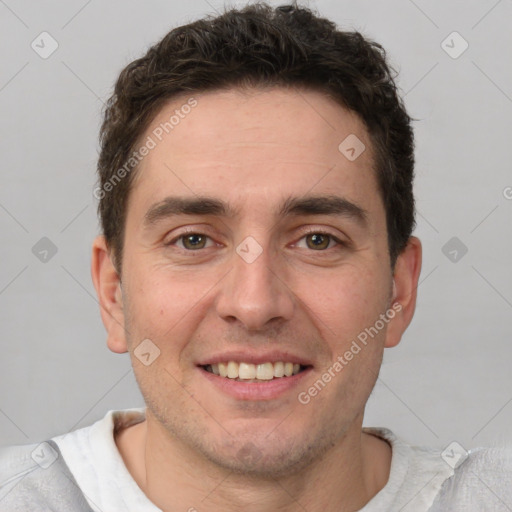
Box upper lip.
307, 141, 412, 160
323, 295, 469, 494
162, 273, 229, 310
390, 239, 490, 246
197, 350, 314, 367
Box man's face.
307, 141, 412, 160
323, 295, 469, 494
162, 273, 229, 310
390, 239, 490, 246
115, 87, 399, 475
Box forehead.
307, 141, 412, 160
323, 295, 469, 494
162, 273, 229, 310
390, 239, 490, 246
129, 86, 382, 221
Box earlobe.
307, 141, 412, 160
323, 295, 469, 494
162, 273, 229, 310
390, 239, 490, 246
384, 236, 422, 348
91, 235, 128, 354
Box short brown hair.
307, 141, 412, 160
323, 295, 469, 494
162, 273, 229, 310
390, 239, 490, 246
96, 2, 416, 275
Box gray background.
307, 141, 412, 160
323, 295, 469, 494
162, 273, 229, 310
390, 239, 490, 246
1, 0, 511, 452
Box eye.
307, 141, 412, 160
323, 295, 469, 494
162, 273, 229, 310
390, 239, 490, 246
166, 230, 344, 252
296, 231, 343, 251
170, 233, 214, 250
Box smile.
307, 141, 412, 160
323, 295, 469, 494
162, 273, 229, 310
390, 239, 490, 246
203, 361, 306, 381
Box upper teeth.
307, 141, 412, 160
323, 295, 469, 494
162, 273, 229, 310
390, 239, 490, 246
208, 361, 301, 380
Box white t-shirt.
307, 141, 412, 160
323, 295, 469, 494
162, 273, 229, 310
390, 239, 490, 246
2, 408, 512, 511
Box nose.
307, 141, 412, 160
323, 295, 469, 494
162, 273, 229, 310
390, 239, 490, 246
214, 240, 295, 332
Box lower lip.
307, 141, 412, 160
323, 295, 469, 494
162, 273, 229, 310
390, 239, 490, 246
198, 366, 312, 401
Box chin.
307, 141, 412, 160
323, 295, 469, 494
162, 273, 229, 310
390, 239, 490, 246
201, 426, 336, 478
206, 444, 312, 478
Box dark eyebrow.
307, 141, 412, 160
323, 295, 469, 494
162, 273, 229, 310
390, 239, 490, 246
143, 194, 368, 228
144, 197, 236, 227
279, 195, 368, 226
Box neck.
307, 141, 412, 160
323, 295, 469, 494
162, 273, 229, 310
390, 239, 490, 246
116, 411, 392, 512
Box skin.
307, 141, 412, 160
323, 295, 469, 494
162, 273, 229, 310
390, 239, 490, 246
92, 86, 422, 512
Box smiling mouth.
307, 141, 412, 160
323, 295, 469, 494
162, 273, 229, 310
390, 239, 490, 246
201, 361, 309, 381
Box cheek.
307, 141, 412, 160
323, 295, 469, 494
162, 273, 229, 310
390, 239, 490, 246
298, 264, 389, 351
124, 268, 215, 356
125, 274, 166, 332
299, 267, 389, 413
127, 269, 184, 322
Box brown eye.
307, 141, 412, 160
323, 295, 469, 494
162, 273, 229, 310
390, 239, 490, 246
305, 233, 332, 250
181, 233, 208, 250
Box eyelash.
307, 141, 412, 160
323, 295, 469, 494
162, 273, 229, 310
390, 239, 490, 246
165, 228, 346, 252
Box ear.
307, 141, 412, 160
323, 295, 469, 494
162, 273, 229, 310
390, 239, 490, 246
91, 235, 128, 354
384, 236, 422, 348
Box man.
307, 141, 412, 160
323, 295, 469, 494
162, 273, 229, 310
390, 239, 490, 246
1, 2, 510, 511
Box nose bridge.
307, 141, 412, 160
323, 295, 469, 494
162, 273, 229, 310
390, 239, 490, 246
215, 235, 294, 330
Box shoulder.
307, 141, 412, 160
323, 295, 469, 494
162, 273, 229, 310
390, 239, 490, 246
363, 428, 512, 511
0, 440, 93, 511
0, 408, 146, 511
430, 443, 512, 511
0, 440, 42, 496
